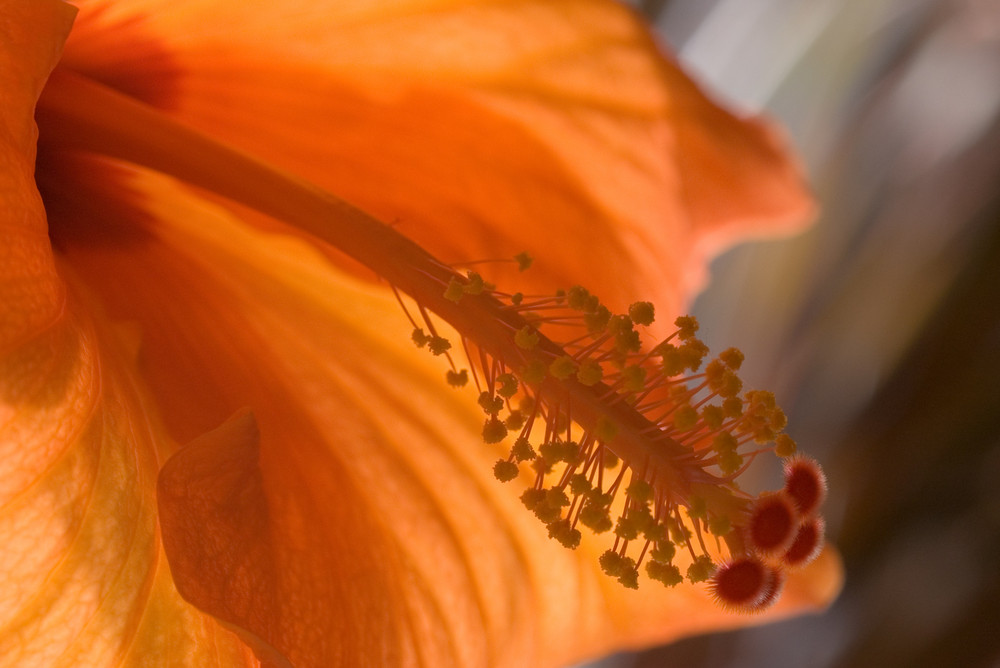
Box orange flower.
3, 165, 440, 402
2, 1, 841, 666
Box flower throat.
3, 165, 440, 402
37, 68, 828, 612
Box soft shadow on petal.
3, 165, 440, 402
51, 156, 840, 667
0, 276, 262, 667
0, 0, 74, 352
155, 410, 295, 668
59, 0, 811, 319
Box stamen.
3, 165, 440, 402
461, 285, 829, 600
37, 69, 829, 611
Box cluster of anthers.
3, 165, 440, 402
406, 259, 827, 614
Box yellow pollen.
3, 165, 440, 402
444, 277, 466, 303
496, 373, 519, 398
505, 410, 526, 431
514, 326, 540, 350
576, 359, 603, 386
674, 316, 699, 340
549, 355, 577, 380
520, 360, 547, 385
463, 271, 487, 295
478, 391, 504, 414
621, 365, 646, 393
482, 417, 508, 444
628, 301, 655, 326
686, 556, 716, 584
775, 433, 797, 458
567, 285, 592, 310
511, 437, 535, 462
594, 416, 618, 443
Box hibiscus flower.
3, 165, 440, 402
2, 0, 841, 666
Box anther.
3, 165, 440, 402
774, 433, 797, 458
708, 515, 731, 537
594, 417, 618, 443
463, 271, 487, 295
520, 360, 547, 385
493, 460, 519, 482
584, 306, 611, 335
478, 391, 504, 414
514, 326, 540, 350
444, 277, 466, 303
579, 500, 613, 533
569, 473, 592, 495
621, 365, 646, 393
520, 488, 546, 511
482, 416, 508, 444
617, 563, 640, 589
686, 555, 716, 583
599, 549, 626, 576
719, 347, 744, 370
674, 316, 699, 340
514, 251, 533, 272
567, 286, 592, 311
496, 373, 519, 398
625, 478, 654, 503
650, 540, 676, 563
549, 355, 577, 380
672, 405, 699, 431
701, 405, 725, 430
505, 410, 526, 430
628, 301, 655, 326
547, 519, 582, 549
645, 560, 680, 586
576, 359, 603, 386
717, 450, 743, 475
511, 437, 535, 462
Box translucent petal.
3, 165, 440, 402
52, 160, 840, 666
60, 0, 813, 318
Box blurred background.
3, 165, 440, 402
596, 0, 1000, 666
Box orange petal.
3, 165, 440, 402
60, 0, 812, 318
1, 4, 263, 664
0, 0, 74, 353
51, 159, 839, 667
1, 204, 261, 664
0, 292, 265, 666
0, 271, 266, 666
657, 54, 816, 279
